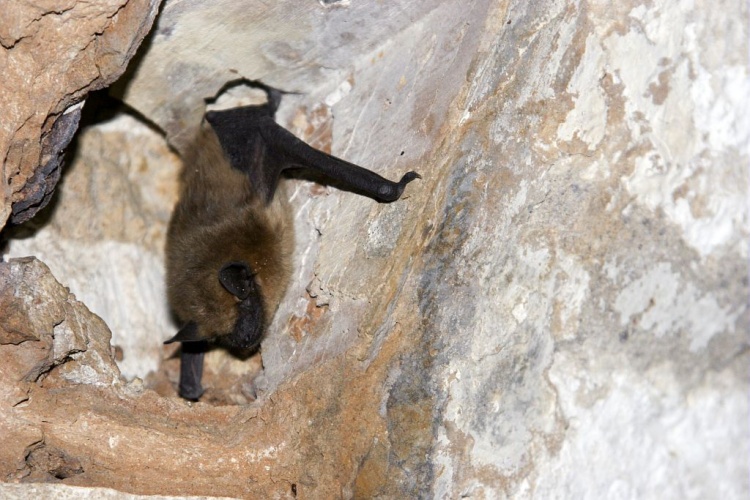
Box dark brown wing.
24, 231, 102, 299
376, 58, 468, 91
205, 98, 419, 204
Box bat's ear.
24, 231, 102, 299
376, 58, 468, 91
219, 261, 255, 300
164, 321, 202, 344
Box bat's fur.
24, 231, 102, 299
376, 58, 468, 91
166, 124, 294, 344
164, 87, 419, 400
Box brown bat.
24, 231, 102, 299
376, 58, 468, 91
165, 87, 419, 400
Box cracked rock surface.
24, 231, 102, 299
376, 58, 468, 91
0, 0, 160, 226
2, 0, 748, 498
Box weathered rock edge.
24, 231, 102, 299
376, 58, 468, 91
0, 0, 162, 227
0, 257, 402, 498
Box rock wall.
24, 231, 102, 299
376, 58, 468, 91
0, 0, 161, 226
6, 106, 181, 381
1, 0, 748, 498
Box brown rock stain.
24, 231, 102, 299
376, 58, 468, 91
647, 67, 672, 105
289, 104, 333, 197
0, 254, 413, 498
288, 298, 329, 343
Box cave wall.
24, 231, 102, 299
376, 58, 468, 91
0, 0, 161, 226
1, 0, 748, 498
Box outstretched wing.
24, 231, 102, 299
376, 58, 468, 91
205, 101, 419, 204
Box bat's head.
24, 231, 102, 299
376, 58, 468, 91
165, 159, 294, 352
165, 260, 266, 350
216, 261, 265, 350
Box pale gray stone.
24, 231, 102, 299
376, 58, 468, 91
1, 0, 747, 498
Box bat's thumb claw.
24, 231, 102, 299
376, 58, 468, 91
400, 171, 421, 184
378, 171, 421, 202
385, 171, 420, 201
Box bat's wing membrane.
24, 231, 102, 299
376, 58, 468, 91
207, 104, 419, 203
258, 118, 420, 203
206, 107, 287, 203
179, 343, 206, 401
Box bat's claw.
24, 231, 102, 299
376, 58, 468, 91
377, 171, 421, 202
399, 171, 422, 184
389, 171, 421, 201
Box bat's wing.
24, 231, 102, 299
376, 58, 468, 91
164, 322, 207, 399
258, 119, 420, 202
206, 105, 285, 203
206, 103, 419, 204
178, 341, 207, 401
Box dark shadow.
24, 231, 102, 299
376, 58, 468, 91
164, 343, 259, 363
205, 78, 296, 107
108, 0, 164, 104
0, 89, 158, 255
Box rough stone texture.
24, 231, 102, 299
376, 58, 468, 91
0, 258, 119, 483
0, 258, 120, 387
114, 0, 455, 152
0, 0, 161, 227
7, 109, 181, 380
0, 484, 234, 500
2, 0, 749, 498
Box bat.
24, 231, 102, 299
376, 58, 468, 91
164, 87, 420, 400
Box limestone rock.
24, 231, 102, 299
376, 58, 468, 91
1, 0, 748, 498
0, 0, 161, 227
0, 258, 120, 388
114, 0, 451, 152
0, 483, 235, 500
0, 258, 120, 481
6, 108, 181, 380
